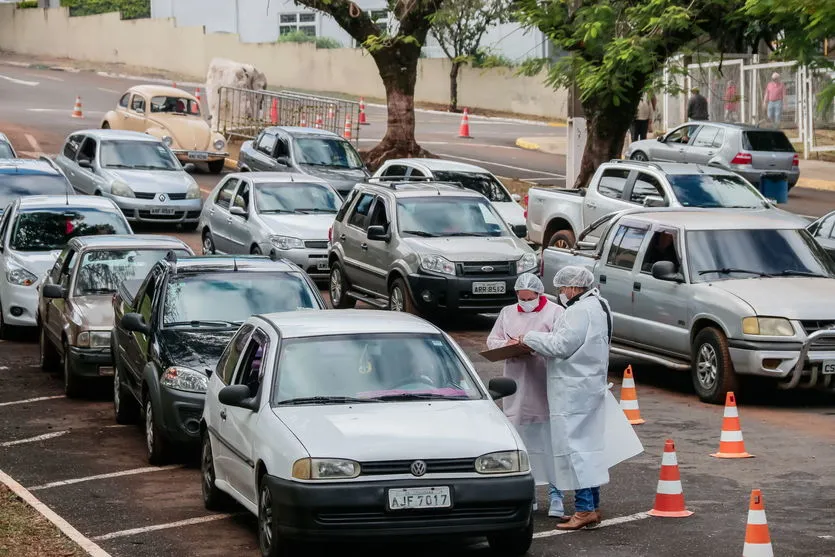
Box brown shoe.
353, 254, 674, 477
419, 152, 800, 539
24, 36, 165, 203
556, 511, 600, 530
596, 508, 603, 522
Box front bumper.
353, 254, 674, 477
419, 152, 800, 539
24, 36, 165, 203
104, 193, 203, 223
158, 385, 205, 445
1, 283, 39, 327
406, 273, 518, 313
172, 150, 228, 163
728, 330, 835, 388
265, 473, 533, 541
67, 346, 113, 378
263, 246, 329, 280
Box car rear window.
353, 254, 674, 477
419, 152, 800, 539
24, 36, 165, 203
743, 131, 794, 152
0, 174, 73, 209
10, 208, 131, 252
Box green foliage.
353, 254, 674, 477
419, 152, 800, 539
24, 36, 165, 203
471, 49, 516, 68
16, 1, 39, 8
277, 31, 342, 49
60, 0, 150, 19
430, 0, 513, 61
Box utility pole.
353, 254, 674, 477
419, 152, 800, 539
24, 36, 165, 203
565, 0, 586, 188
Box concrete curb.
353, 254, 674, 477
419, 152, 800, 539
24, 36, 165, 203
515, 138, 541, 151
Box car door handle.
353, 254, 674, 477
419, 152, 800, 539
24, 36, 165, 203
226, 217, 232, 223
587, 202, 597, 208
707, 151, 714, 156
361, 243, 368, 250
339, 234, 346, 241
599, 275, 607, 284
633, 281, 641, 292
209, 209, 214, 215
220, 409, 227, 420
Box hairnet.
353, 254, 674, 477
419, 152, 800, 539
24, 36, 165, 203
553, 266, 595, 289
514, 273, 544, 294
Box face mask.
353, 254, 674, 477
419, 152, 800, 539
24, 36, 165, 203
558, 293, 570, 307
518, 298, 539, 313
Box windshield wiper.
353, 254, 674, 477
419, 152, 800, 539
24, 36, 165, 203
373, 393, 469, 401
165, 320, 239, 328
443, 232, 493, 237
401, 230, 438, 237
277, 396, 379, 406
104, 164, 133, 169
259, 209, 294, 214
698, 268, 772, 277
776, 270, 829, 278
293, 208, 337, 214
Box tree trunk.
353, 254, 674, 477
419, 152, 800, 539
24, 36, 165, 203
449, 61, 462, 113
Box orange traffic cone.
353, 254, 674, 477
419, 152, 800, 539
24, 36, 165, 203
269, 98, 278, 124
327, 104, 335, 124
300, 112, 308, 127
71, 96, 83, 118
711, 392, 754, 459
359, 97, 369, 125
458, 108, 472, 138
743, 489, 773, 557
619, 365, 645, 425
194, 87, 202, 103
315, 114, 323, 129
648, 439, 694, 518
343, 114, 353, 139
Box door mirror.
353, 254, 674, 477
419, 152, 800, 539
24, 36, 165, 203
511, 193, 522, 202
229, 206, 248, 218
205, 367, 213, 378
218, 384, 257, 411
651, 260, 684, 283
576, 240, 597, 250
643, 195, 667, 208
488, 377, 517, 400
366, 225, 390, 242
183, 163, 196, 172
121, 312, 150, 335
42, 284, 66, 299
274, 156, 291, 167
657, 134, 665, 142
78, 159, 93, 169
514, 227, 526, 238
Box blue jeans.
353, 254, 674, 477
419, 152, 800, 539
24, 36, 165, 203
550, 485, 600, 513
767, 100, 782, 124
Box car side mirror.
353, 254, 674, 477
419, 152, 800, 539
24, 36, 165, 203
230, 206, 248, 219
576, 240, 597, 250
651, 260, 683, 283
121, 312, 150, 335
367, 225, 390, 242
183, 163, 196, 172
42, 284, 66, 299
511, 193, 522, 202
218, 384, 257, 411
205, 367, 213, 378
78, 159, 93, 169
514, 228, 526, 238
657, 135, 665, 142
275, 156, 291, 166
488, 377, 517, 400
643, 195, 667, 208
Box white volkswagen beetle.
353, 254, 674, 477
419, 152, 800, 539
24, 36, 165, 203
201, 310, 534, 556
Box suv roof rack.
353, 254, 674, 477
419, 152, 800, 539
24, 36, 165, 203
371, 178, 468, 192
610, 158, 664, 172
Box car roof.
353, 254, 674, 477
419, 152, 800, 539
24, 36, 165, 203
128, 84, 197, 99
605, 160, 738, 177
356, 181, 485, 199
383, 158, 489, 174
0, 159, 62, 175
264, 126, 341, 139
17, 195, 118, 209
160, 255, 300, 275
72, 129, 163, 142
68, 234, 190, 250
618, 208, 806, 230
260, 310, 442, 339
225, 172, 330, 185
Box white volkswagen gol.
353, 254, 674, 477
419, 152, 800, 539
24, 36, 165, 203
201, 310, 534, 557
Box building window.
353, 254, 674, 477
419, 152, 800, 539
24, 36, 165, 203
369, 9, 389, 32
279, 12, 317, 36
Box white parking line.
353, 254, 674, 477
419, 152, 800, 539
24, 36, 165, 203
92, 514, 235, 541
28, 73, 64, 82
1, 431, 69, 447
0, 395, 65, 408
0, 74, 39, 86
29, 465, 183, 491
97, 87, 120, 94
24, 133, 41, 152
436, 153, 566, 178
533, 511, 651, 539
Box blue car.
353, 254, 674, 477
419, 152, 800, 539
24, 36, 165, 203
0, 158, 75, 215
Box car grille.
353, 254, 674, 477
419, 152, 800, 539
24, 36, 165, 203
134, 192, 187, 200
800, 320, 835, 347
316, 504, 521, 525
304, 240, 329, 249
360, 458, 475, 476
458, 261, 514, 277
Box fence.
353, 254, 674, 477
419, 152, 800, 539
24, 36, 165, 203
215, 87, 361, 145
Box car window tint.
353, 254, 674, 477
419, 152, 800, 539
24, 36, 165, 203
630, 173, 665, 205
75, 248, 190, 296
606, 225, 647, 270
10, 208, 130, 252
382, 165, 408, 179
257, 133, 277, 156
335, 188, 358, 221
218, 324, 254, 384
215, 179, 239, 210
693, 126, 719, 147
409, 168, 427, 177
131, 95, 145, 113
368, 199, 389, 229
743, 131, 794, 152
77, 137, 97, 163
233, 330, 269, 398
150, 96, 198, 116
348, 193, 375, 229
234, 181, 250, 211
815, 214, 835, 239
641, 230, 681, 273
58, 249, 77, 288
49, 245, 69, 282
63, 134, 83, 160
137, 273, 157, 323
118, 93, 130, 108
712, 129, 725, 148
431, 171, 512, 202
597, 169, 630, 199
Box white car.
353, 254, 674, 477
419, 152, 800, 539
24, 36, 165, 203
371, 158, 528, 239
201, 310, 534, 557
0, 195, 132, 337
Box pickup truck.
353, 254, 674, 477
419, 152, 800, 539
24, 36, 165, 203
525, 159, 805, 249
540, 207, 835, 404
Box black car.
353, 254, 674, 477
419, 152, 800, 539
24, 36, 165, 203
111, 253, 326, 464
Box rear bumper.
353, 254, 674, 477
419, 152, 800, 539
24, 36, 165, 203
260, 245, 329, 280
406, 273, 518, 313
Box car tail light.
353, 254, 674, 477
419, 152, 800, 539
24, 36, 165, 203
523, 194, 529, 219
730, 152, 753, 165
792, 153, 799, 167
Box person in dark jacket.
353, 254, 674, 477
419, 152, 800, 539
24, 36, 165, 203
687, 88, 709, 121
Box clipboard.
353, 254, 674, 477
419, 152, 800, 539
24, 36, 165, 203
479, 343, 532, 362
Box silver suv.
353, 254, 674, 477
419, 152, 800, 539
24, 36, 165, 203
327, 181, 538, 316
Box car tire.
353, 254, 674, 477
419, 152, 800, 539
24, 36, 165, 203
62, 341, 83, 398
0, 302, 8, 340
39, 325, 60, 372
389, 278, 417, 314
208, 160, 225, 174
101, 122, 110, 129
630, 151, 649, 161
487, 513, 534, 556
692, 327, 739, 404
113, 359, 139, 424
548, 229, 576, 250
251, 245, 262, 255
202, 230, 216, 255
144, 395, 171, 465
201, 431, 230, 511
258, 476, 294, 557
328, 262, 356, 309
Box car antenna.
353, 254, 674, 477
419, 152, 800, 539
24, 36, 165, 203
233, 257, 238, 272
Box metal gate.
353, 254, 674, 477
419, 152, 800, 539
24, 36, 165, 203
802, 67, 835, 158
685, 59, 745, 124
741, 61, 803, 143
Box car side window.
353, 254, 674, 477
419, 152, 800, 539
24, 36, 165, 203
606, 225, 648, 270
409, 168, 427, 178
666, 125, 699, 145
692, 126, 720, 148
215, 179, 240, 210
257, 133, 277, 156
137, 272, 158, 324
232, 329, 270, 398
233, 181, 251, 212
275, 138, 290, 158
131, 95, 146, 113
58, 250, 78, 289
217, 324, 254, 385
118, 93, 130, 108
597, 169, 630, 200
77, 137, 97, 164
335, 188, 359, 221
814, 214, 835, 239
630, 173, 665, 205
381, 165, 408, 179
711, 129, 725, 149
368, 199, 390, 231
348, 193, 376, 229
641, 229, 681, 273
63, 134, 83, 160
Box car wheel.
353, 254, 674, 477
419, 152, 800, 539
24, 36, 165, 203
39, 325, 60, 372
208, 160, 225, 174
487, 513, 533, 556
630, 151, 649, 161
202, 230, 216, 255
328, 263, 356, 309
258, 476, 293, 557
692, 327, 739, 404
101, 122, 110, 129
389, 278, 417, 314
62, 341, 83, 398
548, 229, 576, 250
113, 360, 138, 424
251, 245, 263, 255
144, 395, 170, 465
201, 431, 229, 511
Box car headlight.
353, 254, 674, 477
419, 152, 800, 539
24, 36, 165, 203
213, 138, 225, 151
185, 182, 201, 199
160, 366, 209, 393
420, 255, 456, 276
742, 317, 795, 337
110, 180, 135, 198
75, 330, 111, 348
270, 235, 305, 250
516, 252, 538, 274
291, 458, 360, 480
6, 262, 38, 286
161, 136, 173, 147
475, 450, 529, 474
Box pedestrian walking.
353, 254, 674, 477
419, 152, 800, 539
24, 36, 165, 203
487, 273, 565, 518
687, 87, 709, 121
631, 93, 654, 141
724, 80, 740, 122
762, 72, 785, 128
518, 266, 612, 531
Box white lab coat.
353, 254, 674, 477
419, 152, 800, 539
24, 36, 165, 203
522, 289, 611, 491
487, 298, 563, 485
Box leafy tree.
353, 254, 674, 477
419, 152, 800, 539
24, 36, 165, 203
293, 0, 447, 170
60, 0, 150, 19
430, 0, 512, 112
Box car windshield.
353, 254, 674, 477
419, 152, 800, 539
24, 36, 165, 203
688, 229, 835, 282
10, 208, 130, 252
254, 182, 341, 214
397, 197, 508, 237
74, 248, 190, 296
272, 333, 483, 405
293, 137, 364, 169
162, 272, 319, 328
431, 171, 512, 202
0, 143, 14, 159
100, 140, 180, 170
150, 96, 200, 116
0, 174, 72, 209
667, 174, 767, 209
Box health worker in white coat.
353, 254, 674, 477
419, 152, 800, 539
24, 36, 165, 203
486, 273, 565, 517
520, 265, 612, 531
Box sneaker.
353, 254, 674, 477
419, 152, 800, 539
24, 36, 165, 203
547, 497, 565, 519
532, 501, 538, 512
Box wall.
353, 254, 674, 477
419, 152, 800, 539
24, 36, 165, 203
0, 6, 567, 119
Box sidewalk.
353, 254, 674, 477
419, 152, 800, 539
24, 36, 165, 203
515, 135, 835, 191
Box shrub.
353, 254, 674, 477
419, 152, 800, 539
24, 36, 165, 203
277, 30, 342, 49
60, 0, 150, 20
471, 48, 515, 69
17, 1, 39, 8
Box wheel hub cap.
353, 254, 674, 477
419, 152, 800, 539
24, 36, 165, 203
145, 402, 154, 452
260, 488, 273, 548
330, 270, 342, 303
391, 288, 404, 312
697, 344, 718, 389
